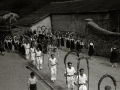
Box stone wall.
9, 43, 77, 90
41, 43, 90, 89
84, 19, 120, 58
51, 13, 109, 36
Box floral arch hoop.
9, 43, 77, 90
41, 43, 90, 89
98, 74, 117, 90
77, 56, 90, 90
64, 50, 79, 84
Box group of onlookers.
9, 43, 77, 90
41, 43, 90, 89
0, 30, 119, 69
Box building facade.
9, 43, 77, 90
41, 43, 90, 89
51, 12, 110, 36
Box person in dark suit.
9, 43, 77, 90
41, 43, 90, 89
61, 34, 64, 49
66, 36, 70, 51
8, 38, 12, 52
70, 37, 75, 50
88, 40, 94, 59
76, 39, 80, 52
80, 40, 84, 52
110, 45, 118, 67
57, 35, 60, 48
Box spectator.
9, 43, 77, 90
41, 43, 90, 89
88, 40, 94, 59
110, 45, 118, 67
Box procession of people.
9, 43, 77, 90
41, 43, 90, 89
0, 29, 118, 90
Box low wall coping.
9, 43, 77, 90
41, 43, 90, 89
86, 19, 120, 36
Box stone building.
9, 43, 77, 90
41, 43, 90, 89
18, 0, 120, 36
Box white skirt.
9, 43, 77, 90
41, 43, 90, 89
36, 57, 43, 64
30, 53, 35, 60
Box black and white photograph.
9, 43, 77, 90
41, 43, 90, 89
0, 0, 120, 90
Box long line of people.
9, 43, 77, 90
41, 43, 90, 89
2, 31, 95, 59
0, 31, 116, 90
0, 31, 99, 90
37, 32, 86, 53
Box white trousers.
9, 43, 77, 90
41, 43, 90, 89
67, 76, 75, 90
79, 85, 87, 90
51, 65, 57, 81
36, 57, 43, 70
25, 49, 30, 59
31, 53, 35, 60
30, 53, 35, 65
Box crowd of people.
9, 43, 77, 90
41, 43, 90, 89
0, 30, 117, 90
0, 31, 95, 90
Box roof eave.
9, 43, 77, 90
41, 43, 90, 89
31, 13, 50, 26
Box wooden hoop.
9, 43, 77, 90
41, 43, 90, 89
77, 56, 89, 90
64, 50, 79, 84
98, 74, 117, 90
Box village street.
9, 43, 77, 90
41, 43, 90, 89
0, 0, 120, 90
30, 48, 120, 90
0, 48, 120, 90
0, 51, 51, 90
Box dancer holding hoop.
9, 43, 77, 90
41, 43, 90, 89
74, 68, 88, 90
64, 62, 76, 90
64, 50, 89, 90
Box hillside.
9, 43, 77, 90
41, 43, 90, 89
0, 0, 72, 18
0, 0, 116, 18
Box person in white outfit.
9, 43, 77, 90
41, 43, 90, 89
24, 42, 30, 60
64, 62, 76, 90
48, 54, 58, 83
27, 72, 37, 90
35, 48, 43, 70
30, 46, 36, 66
74, 68, 88, 90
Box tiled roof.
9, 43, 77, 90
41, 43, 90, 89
18, 0, 120, 26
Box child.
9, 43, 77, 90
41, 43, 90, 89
28, 72, 37, 90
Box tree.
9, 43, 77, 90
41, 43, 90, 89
3, 12, 19, 29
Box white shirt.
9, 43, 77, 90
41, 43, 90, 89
35, 50, 42, 57
28, 77, 37, 84
89, 43, 93, 46
8, 40, 12, 43
65, 67, 76, 76
75, 74, 87, 84
5, 40, 8, 43
80, 42, 84, 45
49, 57, 57, 66
30, 48, 35, 53
25, 44, 30, 49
